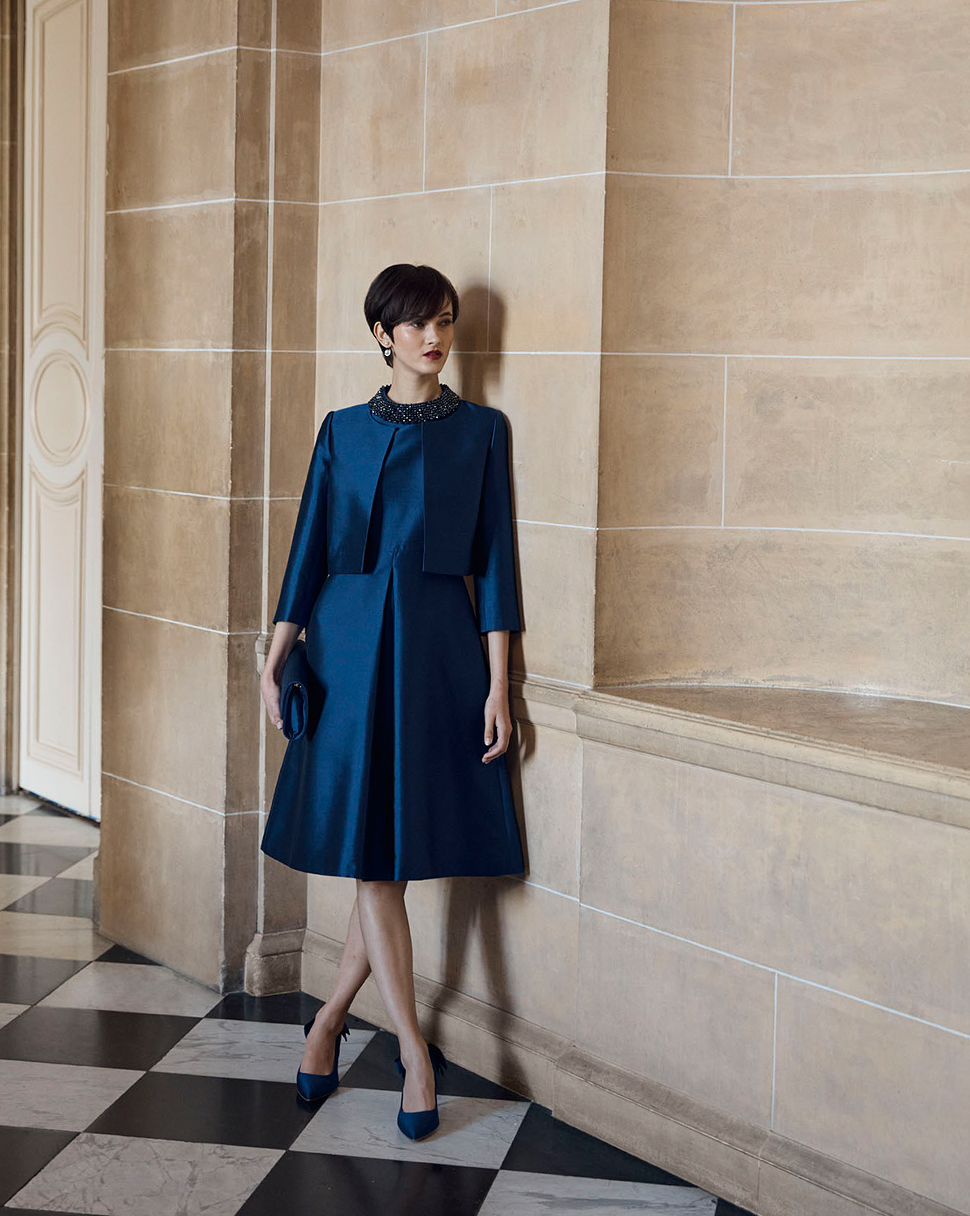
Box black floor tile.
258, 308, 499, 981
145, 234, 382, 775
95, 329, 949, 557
206, 990, 377, 1031
96, 943, 161, 966
0, 954, 89, 1004
716, 1201, 758, 1215
0, 843, 94, 877
337, 1026, 527, 1101
5, 877, 94, 918
237, 1150, 497, 1216
334, 1028, 412, 1093
500, 1102, 693, 1186
0, 813, 17, 827
86, 1071, 320, 1149
0, 1126, 77, 1206
206, 991, 325, 1026
0, 1005, 199, 1070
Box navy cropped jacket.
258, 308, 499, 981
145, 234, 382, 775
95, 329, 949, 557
273, 398, 522, 635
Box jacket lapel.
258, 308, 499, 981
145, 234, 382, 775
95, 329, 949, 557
422, 402, 490, 571
329, 406, 396, 572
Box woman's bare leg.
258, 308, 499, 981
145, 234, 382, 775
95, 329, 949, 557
302, 893, 371, 1075
355, 877, 436, 1113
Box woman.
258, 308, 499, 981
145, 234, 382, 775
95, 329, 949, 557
259, 264, 525, 1141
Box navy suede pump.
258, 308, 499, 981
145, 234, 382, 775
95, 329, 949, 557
296, 1003, 351, 1103
393, 1042, 448, 1139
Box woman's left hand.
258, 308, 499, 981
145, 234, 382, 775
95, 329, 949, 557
482, 687, 513, 762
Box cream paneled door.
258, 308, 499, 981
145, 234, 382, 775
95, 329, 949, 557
20, 0, 106, 820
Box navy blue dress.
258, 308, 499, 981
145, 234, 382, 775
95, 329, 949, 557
261, 401, 526, 881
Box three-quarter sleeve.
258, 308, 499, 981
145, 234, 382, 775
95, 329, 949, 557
471, 409, 522, 633
272, 411, 334, 629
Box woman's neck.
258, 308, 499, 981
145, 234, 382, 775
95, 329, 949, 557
386, 366, 442, 404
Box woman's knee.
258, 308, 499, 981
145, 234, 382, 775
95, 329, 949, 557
356, 877, 406, 897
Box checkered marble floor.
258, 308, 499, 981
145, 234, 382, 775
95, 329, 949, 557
0, 793, 755, 1216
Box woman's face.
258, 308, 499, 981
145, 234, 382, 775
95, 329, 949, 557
378, 302, 455, 379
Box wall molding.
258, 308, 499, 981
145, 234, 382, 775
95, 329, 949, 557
300, 926, 959, 1216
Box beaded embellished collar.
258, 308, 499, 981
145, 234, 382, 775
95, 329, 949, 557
368, 383, 462, 424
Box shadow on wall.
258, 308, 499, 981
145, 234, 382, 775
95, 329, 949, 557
455, 281, 505, 409
449, 281, 540, 1077
455, 279, 529, 681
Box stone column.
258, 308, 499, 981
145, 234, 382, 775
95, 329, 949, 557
99, 0, 319, 989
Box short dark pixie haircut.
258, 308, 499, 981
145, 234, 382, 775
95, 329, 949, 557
364, 264, 460, 367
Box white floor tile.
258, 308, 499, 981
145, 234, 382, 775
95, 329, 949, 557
0, 873, 48, 908
38, 961, 221, 1017
56, 853, 97, 881
0, 813, 101, 848
151, 1018, 375, 1084
0, 1059, 141, 1131
479, 1172, 719, 1215
0, 911, 113, 960
9, 1132, 283, 1216
0, 1001, 29, 1029
291, 1086, 530, 1168
0, 793, 46, 815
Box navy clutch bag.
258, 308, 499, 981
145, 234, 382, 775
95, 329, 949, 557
280, 638, 315, 741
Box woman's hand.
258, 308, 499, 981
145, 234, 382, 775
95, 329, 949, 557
261, 622, 301, 730
260, 662, 284, 730
482, 685, 513, 763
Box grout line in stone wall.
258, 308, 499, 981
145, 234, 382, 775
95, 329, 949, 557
107, 44, 313, 78
106, 162, 970, 219
317, 0, 588, 60
103, 605, 259, 635
105, 171, 606, 216
610, 167, 970, 181
771, 972, 778, 1129
486, 186, 493, 350
582, 898, 970, 1042
257, 0, 279, 851
104, 347, 970, 362
318, 170, 605, 206
721, 356, 728, 527
103, 482, 266, 501
101, 770, 257, 818
106, 45, 239, 76
422, 33, 429, 191
596, 524, 970, 542
261, 3, 279, 643
727, 4, 736, 176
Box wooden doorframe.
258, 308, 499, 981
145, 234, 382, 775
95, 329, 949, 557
16, 0, 106, 819
1, 0, 25, 796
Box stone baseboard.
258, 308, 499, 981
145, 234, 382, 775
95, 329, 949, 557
301, 928, 964, 1216
243, 928, 304, 995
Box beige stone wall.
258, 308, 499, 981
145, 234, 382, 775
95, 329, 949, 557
596, 0, 970, 703
299, 6, 970, 1215
95, 3, 970, 1213
301, 0, 609, 1146
310, 0, 608, 691
99, 0, 320, 987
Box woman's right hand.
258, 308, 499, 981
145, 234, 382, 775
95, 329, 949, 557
261, 622, 301, 730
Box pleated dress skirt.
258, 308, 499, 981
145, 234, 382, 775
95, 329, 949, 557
260, 411, 526, 881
